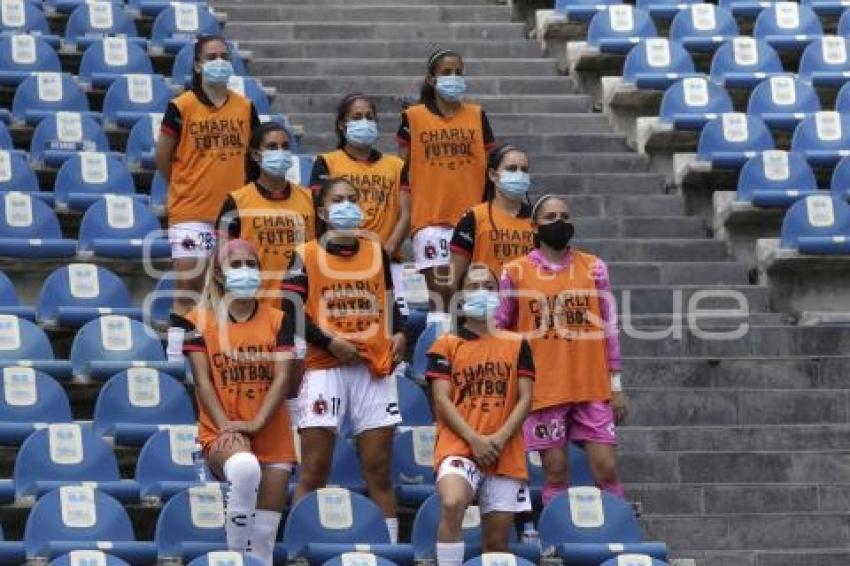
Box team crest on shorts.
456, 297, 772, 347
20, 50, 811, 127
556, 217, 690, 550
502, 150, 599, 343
313, 395, 328, 415
450, 459, 465, 468
534, 424, 549, 439
181, 237, 197, 250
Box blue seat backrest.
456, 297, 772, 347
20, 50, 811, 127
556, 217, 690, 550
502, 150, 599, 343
0, 367, 71, 422
780, 195, 850, 248
587, 5, 657, 48
12, 72, 90, 120
622, 39, 695, 82
658, 77, 733, 122
65, 2, 138, 41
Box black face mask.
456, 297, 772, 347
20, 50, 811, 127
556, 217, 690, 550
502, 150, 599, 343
536, 220, 574, 250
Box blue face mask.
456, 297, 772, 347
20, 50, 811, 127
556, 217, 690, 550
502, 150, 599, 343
260, 149, 293, 179
224, 266, 261, 299
435, 75, 467, 101
327, 200, 363, 230
498, 171, 531, 200
346, 119, 379, 148
462, 290, 500, 319
202, 58, 233, 86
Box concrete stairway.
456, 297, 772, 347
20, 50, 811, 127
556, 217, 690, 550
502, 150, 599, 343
214, 1, 850, 564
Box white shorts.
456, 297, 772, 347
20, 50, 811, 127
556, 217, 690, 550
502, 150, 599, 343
168, 221, 216, 259
437, 456, 532, 515
296, 364, 402, 437
412, 226, 453, 270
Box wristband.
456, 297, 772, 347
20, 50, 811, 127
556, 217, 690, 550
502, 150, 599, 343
610, 372, 623, 392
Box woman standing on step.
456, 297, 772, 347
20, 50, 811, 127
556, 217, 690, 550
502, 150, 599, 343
218, 121, 316, 308
397, 48, 495, 310
310, 93, 410, 258
173, 238, 296, 566
448, 144, 535, 296
284, 178, 406, 544
156, 35, 260, 359
427, 263, 534, 566
496, 195, 628, 507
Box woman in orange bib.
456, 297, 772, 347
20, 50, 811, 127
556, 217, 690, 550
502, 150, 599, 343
283, 178, 406, 543
218, 121, 315, 307
310, 93, 410, 257
449, 144, 535, 296
397, 49, 495, 308
173, 239, 296, 566
496, 195, 628, 509
427, 264, 533, 565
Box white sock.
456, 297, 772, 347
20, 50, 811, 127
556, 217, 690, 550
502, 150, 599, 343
385, 517, 399, 544
223, 452, 262, 552
436, 542, 464, 566
166, 326, 185, 362
249, 509, 282, 566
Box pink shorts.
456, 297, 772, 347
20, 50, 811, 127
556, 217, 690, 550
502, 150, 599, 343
522, 402, 616, 451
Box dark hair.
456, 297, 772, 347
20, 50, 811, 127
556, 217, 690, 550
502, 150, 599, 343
314, 176, 354, 237
531, 194, 568, 248
419, 48, 462, 105
244, 121, 289, 183
335, 93, 378, 149
192, 35, 228, 90
483, 144, 529, 237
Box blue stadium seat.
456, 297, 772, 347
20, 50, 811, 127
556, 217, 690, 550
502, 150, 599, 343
538, 487, 668, 565
126, 113, 162, 170
0, 34, 60, 86
0, 122, 11, 149
64, 2, 141, 50
146, 271, 175, 326
282, 488, 412, 564
13, 424, 137, 500
50, 551, 131, 566
0, 192, 77, 259
710, 37, 783, 88
93, 369, 193, 444
171, 40, 246, 88
24, 486, 155, 561
323, 553, 398, 566
0, 367, 71, 445
54, 152, 138, 211
669, 3, 738, 53
288, 154, 315, 186
635, 0, 701, 20
600, 555, 670, 566
696, 113, 775, 167
747, 75, 820, 130
77, 196, 170, 259
586, 5, 657, 54
78, 38, 155, 88
30, 112, 110, 169
10, 72, 92, 125
136, 426, 202, 502
291, 433, 365, 492
0, 314, 71, 378
0, 270, 34, 319
392, 426, 435, 505
717, 0, 778, 17
802, 0, 850, 15
410, 315, 451, 383
753, 2, 822, 52
527, 445, 594, 504
791, 111, 850, 167
836, 8, 850, 39
155, 484, 227, 560
798, 36, 850, 87
463, 554, 536, 566
830, 155, 850, 202
150, 170, 168, 213
0, 0, 54, 38
150, 3, 221, 54
622, 39, 698, 90
44, 0, 123, 16
410, 493, 536, 562
833, 81, 850, 113
102, 74, 172, 128
658, 77, 733, 130
188, 552, 265, 566
397, 375, 433, 426
37, 264, 142, 328
227, 75, 271, 115
69, 315, 183, 380
0, 523, 24, 563
555, 0, 623, 23
736, 151, 818, 207
0, 150, 43, 200
779, 194, 850, 253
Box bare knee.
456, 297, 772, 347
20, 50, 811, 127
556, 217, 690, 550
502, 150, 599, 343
298, 449, 332, 491
439, 493, 468, 526
361, 453, 392, 490
543, 449, 569, 485
590, 450, 618, 484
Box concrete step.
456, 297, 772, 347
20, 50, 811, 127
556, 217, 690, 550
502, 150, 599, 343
532, 172, 666, 195
672, 549, 850, 566
214, 0, 501, 5
574, 239, 729, 262
527, 153, 649, 174
274, 94, 594, 114
573, 217, 705, 238
289, 113, 613, 134
550, 194, 683, 217
249, 58, 556, 77
217, 4, 512, 23
225, 22, 526, 41
261, 75, 575, 96
621, 424, 850, 453
614, 285, 770, 317
610, 261, 752, 286
623, 356, 850, 390
238, 39, 542, 59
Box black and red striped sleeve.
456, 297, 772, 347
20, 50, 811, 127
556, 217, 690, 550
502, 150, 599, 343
426, 337, 452, 381
281, 250, 308, 299
160, 101, 182, 139
309, 155, 329, 191
399, 161, 410, 192
275, 308, 295, 352
517, 339, 535, 381
481, 110, 495, 151
170, 313, 205, 353
449, 209, 476, 258
396, 110, 411, 147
